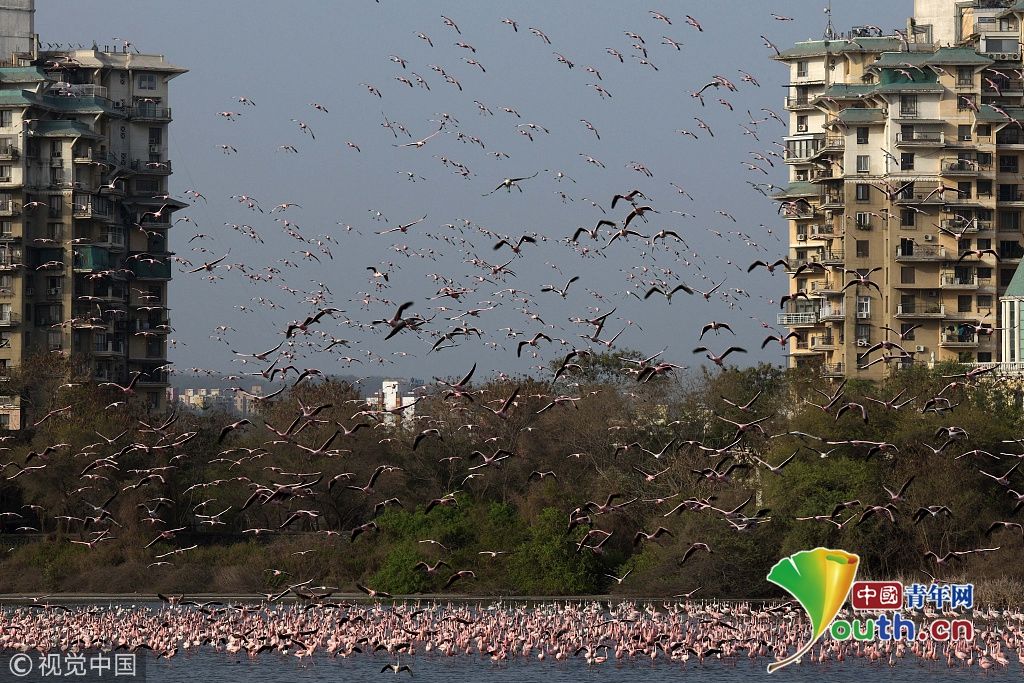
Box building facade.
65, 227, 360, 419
774, 0, 1024, 378
0, 36, 185, 426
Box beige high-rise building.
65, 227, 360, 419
0, 24, 185, 427
773, 0, 1024, 378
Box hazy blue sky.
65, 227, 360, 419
38, 1, 909, 383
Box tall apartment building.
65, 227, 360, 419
773, 0, 1024, 378
0, 16, 185, 426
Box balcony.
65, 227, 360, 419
895, 244, 947, 260
941, 218, 989, 233
73, 246, 112, 273
822, 193, 844, 208
895, 185, 946, 205
0, 258, 21, 271
984, 79, 1024, 96
95, 233, 126, 250
135, 369, 169, 386
998, 191, 1024, 206
0, 145, 19, 162
939, 332, 979, 348
996, 132, 1024, 146
809, 280, 841, 295
941, 159, 987, 176
895, 131, 944, 146
810, 335, 836, 350
785, 97, 816, 110
129, 159, 171, 174
896, 303, 946, 318
0, 313, 19, 327
940, 273, 978, 288
0, 200, 20, 217
133, 318, 169, 334
821, 362, 845, 378
822, 250, 844, 265
72, 201, 112, 220
809, 224, 836, 238
130, 106, 172, 122
777, 312, 819, 326
92, 341, 125, 357
129, 260, 172, 280
819, 306, 846, 321
810, 168, 837, 182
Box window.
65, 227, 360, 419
1002, 268, 1016, 287
797, 115, 808, 132
1000, 155, 1018, 173
857, 296, 871, 318
979, 124, 992, 137
978, 267, 993, 279
958, 295, 973, 313
958, 182, 972, 199
958, 124, 972, 141
958, 66, 973, 86
0, 275, 10, 289
856, 155, 870, 173
47, 329, 61, 351
900, 323, 917, 340
978, 179, 993, 197
796, 60, 808, 77
901, 267, 915, 284
855, 184, 870, 201
138, 73, 157, 90
146, 337, 162, 358
134, 177, 160, 193
857, 127, 869, 144
148, 127, 162, 146
856, 240, 869, 258
47, 195, 61, 218
0, 165, 9, 183
901, 153, 915, 171
978, 238, 992, 250
901, 209, 916, 227
856, 212, 871, 228
959, 95, 976, 111
46, 223, 62, 240
978, 352, 993, 363
0, 111, 10, 128
900, 94, 918, 117
49, 166, 63, 186
978, 294, 993, 310
0, 221, 9, 238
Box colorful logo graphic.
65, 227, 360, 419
765, 547, 860, 673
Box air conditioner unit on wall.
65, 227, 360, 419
923, 234, 935, 242
916, 345, 926, 353
796, 234, 807, 241
797, 124, 808, 132
856, 338, 869, 347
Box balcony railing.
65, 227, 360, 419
940, 273, 978, 288
785, 97, 815, 109
0, 314, 20, 327
896, 131, 944, 145
129, 106, 172, 122
0, 200, 20, 217
942, 159, 986, 175
93, 342, 125, 356
777, 312, 818, 326
821, 362, 845, 377
129, 261, 172, 280
940, 333, 979, 347
810, 336, 836, 349
941, 218, 989, 233
896, 244, 947, 260
819, 306, 845, 321
822, 250, 844, 264
72, 202, 112, 219
984, 78, 1024, 93
896, 303, 946, 317
129, 159, 172, 174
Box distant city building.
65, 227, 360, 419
171, 385, 262, 416
773, 0, 1024, 378
366, 380, 417, 426
0, 0, 185, 427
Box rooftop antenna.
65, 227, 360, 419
823, 1, 838, 41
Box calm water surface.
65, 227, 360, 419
143, 650, 1021, 683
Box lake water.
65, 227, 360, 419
140, 651, 1019, 682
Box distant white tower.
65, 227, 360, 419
1001, 266, 1024, 365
